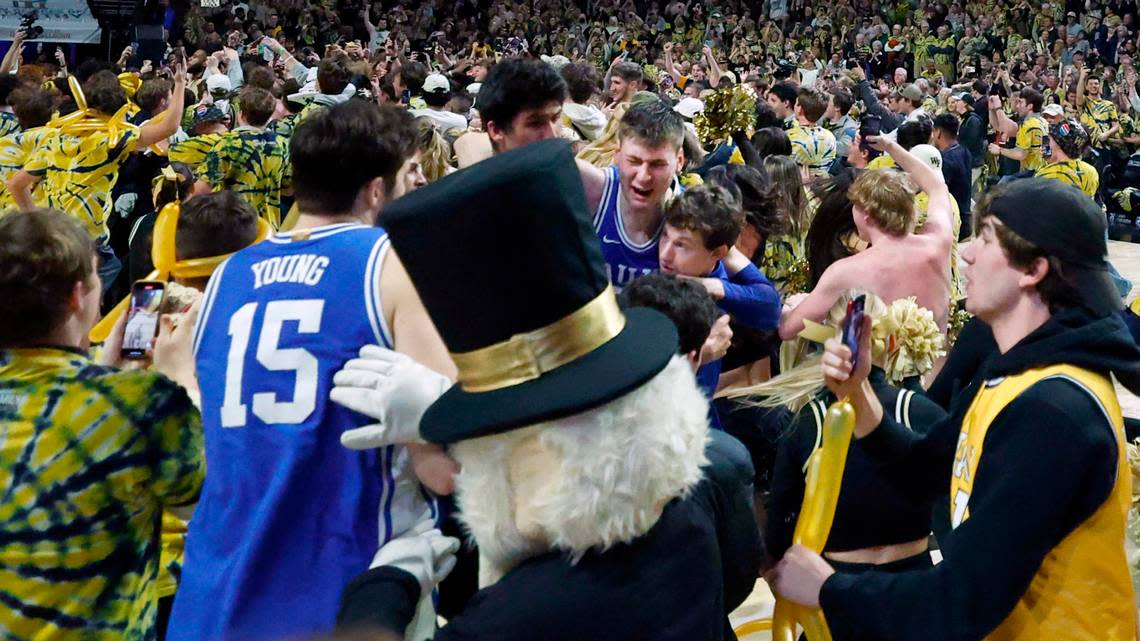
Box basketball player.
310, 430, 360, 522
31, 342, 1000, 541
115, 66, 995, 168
168, 102, 455, 641
578, 98, 686, 289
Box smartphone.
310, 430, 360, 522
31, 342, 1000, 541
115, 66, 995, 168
859, 115, 881, 151
121, 281, 165, 360
841, 295, 866, 368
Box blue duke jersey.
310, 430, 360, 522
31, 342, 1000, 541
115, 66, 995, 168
593, 165, 671, 289
172, 223, 436, 641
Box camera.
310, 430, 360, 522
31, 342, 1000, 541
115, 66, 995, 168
20, 11, 43, 40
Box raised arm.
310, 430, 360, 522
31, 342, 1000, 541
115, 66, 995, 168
138, 61, 187, 148
704, 45, 723, 88
986, 95, 1019, 137
1076, 66, 1088, 108
0, 30, 26, 75
871, 135, 953, 245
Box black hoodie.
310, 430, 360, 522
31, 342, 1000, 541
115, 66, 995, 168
819, 307, 1140, 641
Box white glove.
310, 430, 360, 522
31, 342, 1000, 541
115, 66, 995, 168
372, 521, 460, 599
331, 345, 452, 449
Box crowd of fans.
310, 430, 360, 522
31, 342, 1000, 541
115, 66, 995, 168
2, 0, 1140, 638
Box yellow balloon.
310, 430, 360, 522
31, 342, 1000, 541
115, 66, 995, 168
771, 399, 856, 641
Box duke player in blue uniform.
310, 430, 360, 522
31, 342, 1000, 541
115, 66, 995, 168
578, 100, 687, 290
170, 102, 456, 641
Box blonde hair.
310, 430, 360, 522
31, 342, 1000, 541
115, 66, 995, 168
847, 169, 917, 236
576, 102, 630, 167
415, 117, 455, 182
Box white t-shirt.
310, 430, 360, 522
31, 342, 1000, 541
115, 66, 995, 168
412, 108, 468, 134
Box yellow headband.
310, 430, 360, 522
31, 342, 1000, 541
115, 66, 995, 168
89, 202, 272, 343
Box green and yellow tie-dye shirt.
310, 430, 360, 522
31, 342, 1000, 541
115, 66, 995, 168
23, 129, 140, 239
0, 347, 203, 640
0, 111, 22, 138
167, 132, 225, 169
0, 126, 54, 211
196, 127, 292, 229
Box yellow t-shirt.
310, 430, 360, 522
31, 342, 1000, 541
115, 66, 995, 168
787, 123, 838, 177
1035, 159, 1100, 197
197, 128, 292, 229
0, 348, 203, 640
23, 128, 140, 239
1081, 98, 1119, 143
0, 126, 53, 210
167, 132, 225, 168
1015, 114, 1048, 171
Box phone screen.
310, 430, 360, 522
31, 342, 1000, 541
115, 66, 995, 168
121, 282, 165, 359
859, 116, 881, 151
841, 295, 866, 368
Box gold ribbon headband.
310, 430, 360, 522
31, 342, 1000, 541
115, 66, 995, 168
450, 285, 626, 393
89, 202, 272, 343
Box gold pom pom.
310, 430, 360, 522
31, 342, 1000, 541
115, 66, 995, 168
693, 84, 756, 145
872, 297, 946, 384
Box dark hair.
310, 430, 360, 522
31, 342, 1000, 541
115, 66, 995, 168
176, 191, 260, 261
477, 57, 567, 132
830, 88, 855, 116
291, 101, 416, 215
423, 85, 450, 108
751, 126, 792, 158
1019, 87, 1044, 112
796, 87, 828, 122
83, 71, 128, 117
135, 78, 172, 114
318, 57, 352, 95
618, 272, 718, 355
238, 86, 276, 127
752, 101, 781, 129
245, 64, 277, 90
768, 81, 798, 108
561, 62, 599, 104
971, 79, 989, 95
11, 88, 53, 130
0, 209, 94, 346
611, 60, 643, 83
933, 112, 960, 138
896, 116, 933, 150
399, 61, 429, 96
618, 98, 685, 149
663, 183, 745, 249
0, 74, 22, 106
705, 164, 786, 249
974, 188, 1083, 312
806, 171, 858, 288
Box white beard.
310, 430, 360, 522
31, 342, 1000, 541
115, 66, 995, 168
449, 356, 711, 586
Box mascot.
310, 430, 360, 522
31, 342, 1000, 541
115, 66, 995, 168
330, 139, 761, 639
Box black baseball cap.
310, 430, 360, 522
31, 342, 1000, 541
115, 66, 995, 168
987, 178, 1121, 316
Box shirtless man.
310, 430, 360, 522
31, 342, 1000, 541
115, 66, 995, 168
779, 135, 954, 340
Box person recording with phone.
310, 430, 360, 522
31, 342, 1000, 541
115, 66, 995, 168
0, 208, 203, 639
771, 179, 1140, 641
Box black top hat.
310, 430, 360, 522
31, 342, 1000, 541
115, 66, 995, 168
379, 139, 679, 444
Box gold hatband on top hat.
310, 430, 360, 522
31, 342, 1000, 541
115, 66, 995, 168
451, 284, 627, 393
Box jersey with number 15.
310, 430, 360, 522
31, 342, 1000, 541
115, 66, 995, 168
173, 223, 414, 641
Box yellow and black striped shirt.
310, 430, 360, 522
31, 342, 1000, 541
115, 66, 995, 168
197, 127, 292, 229
1080, 98, 1118, 143
1015, 114, 1048, 172
0, 347, 203, 640
1035, 159, 1100, 197
23, 129, 140, 239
